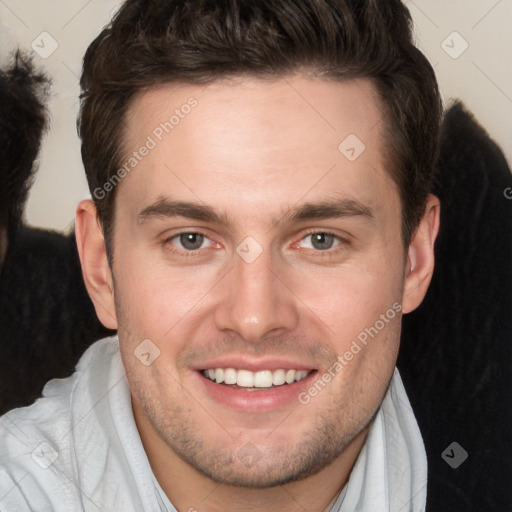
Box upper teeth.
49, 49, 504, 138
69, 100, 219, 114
203, 368, 311, 388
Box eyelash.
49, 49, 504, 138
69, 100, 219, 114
298, 229, 349, 256
163, 230, 349, 258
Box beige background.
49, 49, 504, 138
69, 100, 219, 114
1, 0, 511, 231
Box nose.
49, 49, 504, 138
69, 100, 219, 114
213, 241, 300, 344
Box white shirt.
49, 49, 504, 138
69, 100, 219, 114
0, 336, 427, 511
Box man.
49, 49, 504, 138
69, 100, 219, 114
0, 0, 442, 510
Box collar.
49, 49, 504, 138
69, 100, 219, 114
331, 367, 427, 512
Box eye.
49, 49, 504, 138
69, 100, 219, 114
165, 232, 214, 252
297, 231, 347, 253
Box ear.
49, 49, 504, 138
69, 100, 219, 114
75, 199, 118, 329
402, 194, 441, 314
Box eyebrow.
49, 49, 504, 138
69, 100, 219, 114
137, 195, 374, 228
277, 197, 374, 226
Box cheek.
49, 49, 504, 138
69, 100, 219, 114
113, 250, 217, 338
329, 315, 401, 421
289, 255, 403, 344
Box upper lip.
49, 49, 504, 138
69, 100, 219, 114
191, 356, 316, 372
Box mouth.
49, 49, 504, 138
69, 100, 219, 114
201, 367, 313, 391
195, 365, 318, 411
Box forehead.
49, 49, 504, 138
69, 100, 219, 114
117, 75, 398, 229
123, 75, 385, 155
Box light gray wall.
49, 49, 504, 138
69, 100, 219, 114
1, 0, 511, 231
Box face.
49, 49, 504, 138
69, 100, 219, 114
105, 76, 409, 487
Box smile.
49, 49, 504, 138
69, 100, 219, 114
202, 368, 312, 389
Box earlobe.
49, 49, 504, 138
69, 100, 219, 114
75, 199, 118, 329
402, 194, 441, 314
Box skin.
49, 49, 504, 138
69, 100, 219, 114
75, 75, 440, 512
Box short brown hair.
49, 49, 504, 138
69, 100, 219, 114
78, 0, 442, 260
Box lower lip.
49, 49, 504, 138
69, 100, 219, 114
195, 370, 318, 412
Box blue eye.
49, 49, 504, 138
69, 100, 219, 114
176, 233, 206, 251
165, 232, 213, 253
299, 232, 344, 252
